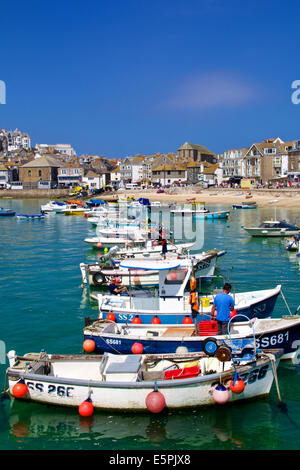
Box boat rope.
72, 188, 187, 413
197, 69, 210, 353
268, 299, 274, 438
280, 289, 293, 316
267, 353, 284, 407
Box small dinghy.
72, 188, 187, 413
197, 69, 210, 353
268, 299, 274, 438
0, 208, 15, 216
6, 348, 283, 412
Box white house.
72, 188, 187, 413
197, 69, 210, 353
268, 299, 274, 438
82, 170, 106, 190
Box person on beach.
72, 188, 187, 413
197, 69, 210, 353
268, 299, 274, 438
210, 283, 235, 335
108, 277, 128, 295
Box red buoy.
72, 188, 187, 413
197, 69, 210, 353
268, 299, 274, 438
133, 276, 140, 283
106, 313, 116, 322
83, 339, 96, 353
230, 378, 245, 394
12, 381, 28, 398
115, 277, 121, 284
170, 272, 177, 280
151, 316, 161, 324
132, 316, 142, 324
145, 391, 166, 413
79, 398, 94, 417
182, 316, 193, 324
97, 243, 102, 248
131, 342, 144, 354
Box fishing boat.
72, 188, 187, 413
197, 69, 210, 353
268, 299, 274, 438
16, 213, 45, 219
196, 211, 230, 220
80, 249, 225, 289
244, 220, 300, 237
86, 239, 195, 258
63, 204, 86, 216
6, 348, 284, 412
0, 208, 15, 216
83, 314, 300, 363
232, 202, 257, 209
93, 259, 281, 324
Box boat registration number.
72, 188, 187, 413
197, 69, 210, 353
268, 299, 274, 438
256, 331, 289, 349
26, 381, 74, 397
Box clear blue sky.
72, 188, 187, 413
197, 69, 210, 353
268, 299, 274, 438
1, 0, 300, 157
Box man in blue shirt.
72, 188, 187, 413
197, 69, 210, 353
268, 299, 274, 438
108, 278, 127, 295
210, 283, 235, 335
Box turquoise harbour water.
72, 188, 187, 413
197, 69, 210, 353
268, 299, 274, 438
0, 198, 300, 451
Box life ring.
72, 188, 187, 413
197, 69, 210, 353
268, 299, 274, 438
202, 337, 218, 356
92, 272, 106, 286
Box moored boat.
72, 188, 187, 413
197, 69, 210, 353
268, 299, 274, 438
6, 348, 284, 412
83, 315, 300, 362
80, 249, 225, 289
0, 208, 15, 216
244, 220, 300, 237
93, 259, 282, 324
16, 213, 45, 219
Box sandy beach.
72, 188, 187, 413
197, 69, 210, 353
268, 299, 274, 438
118, 188, 300, 209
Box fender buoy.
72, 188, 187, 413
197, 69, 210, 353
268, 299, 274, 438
230, 377, 245, 394
145, 391, 166, 413
97, 243, 102, 248
12, 380, 28, 398
131, 342, 144, 354
182, 316, 193, 324
151, 316, 161, 324
106, 313, 116, 322
212, 384, 229, 404
132, 316, 142, 324
133, 276, 140, 283
92, 272, 106, 287
202, 337, 218, 356
79, 398, 94, 416
83, 339, 96, 353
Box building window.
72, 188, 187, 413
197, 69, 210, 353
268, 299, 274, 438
38, 170, 42, 177
28, 170, 31, 177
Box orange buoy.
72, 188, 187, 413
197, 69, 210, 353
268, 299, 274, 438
12, 380, 28, 398
229, 377, 245, 394
182, 316, 193, 324
132, 315, 142, 324
133, 276, 140, 283
212, 384, 230, 404
145, 391, 166, 413
83, 339, 96, 353
151, 316, 161, 324
131, 342, 144, 354
79, 398, 94, 417
106, 313, 116, 322
170, 272, 177, 280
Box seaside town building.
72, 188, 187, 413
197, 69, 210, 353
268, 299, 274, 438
19, 154, 61, 189
35, 143, 76, 158
57, 158, 84, 187
0, 128, 31, 153
178, 142, 217, 165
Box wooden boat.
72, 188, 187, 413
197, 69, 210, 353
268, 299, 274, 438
93, 259, 282, 324
244, 220, 300, 237
6, 348, 284, 412
83, 315, 300, 363
0, 208, 15, 216
80, 250, 225, 289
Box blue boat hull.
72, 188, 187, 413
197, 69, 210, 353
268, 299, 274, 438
196, 211, 230, 219
0, 210, 15, 216
84, 319, 300, 359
